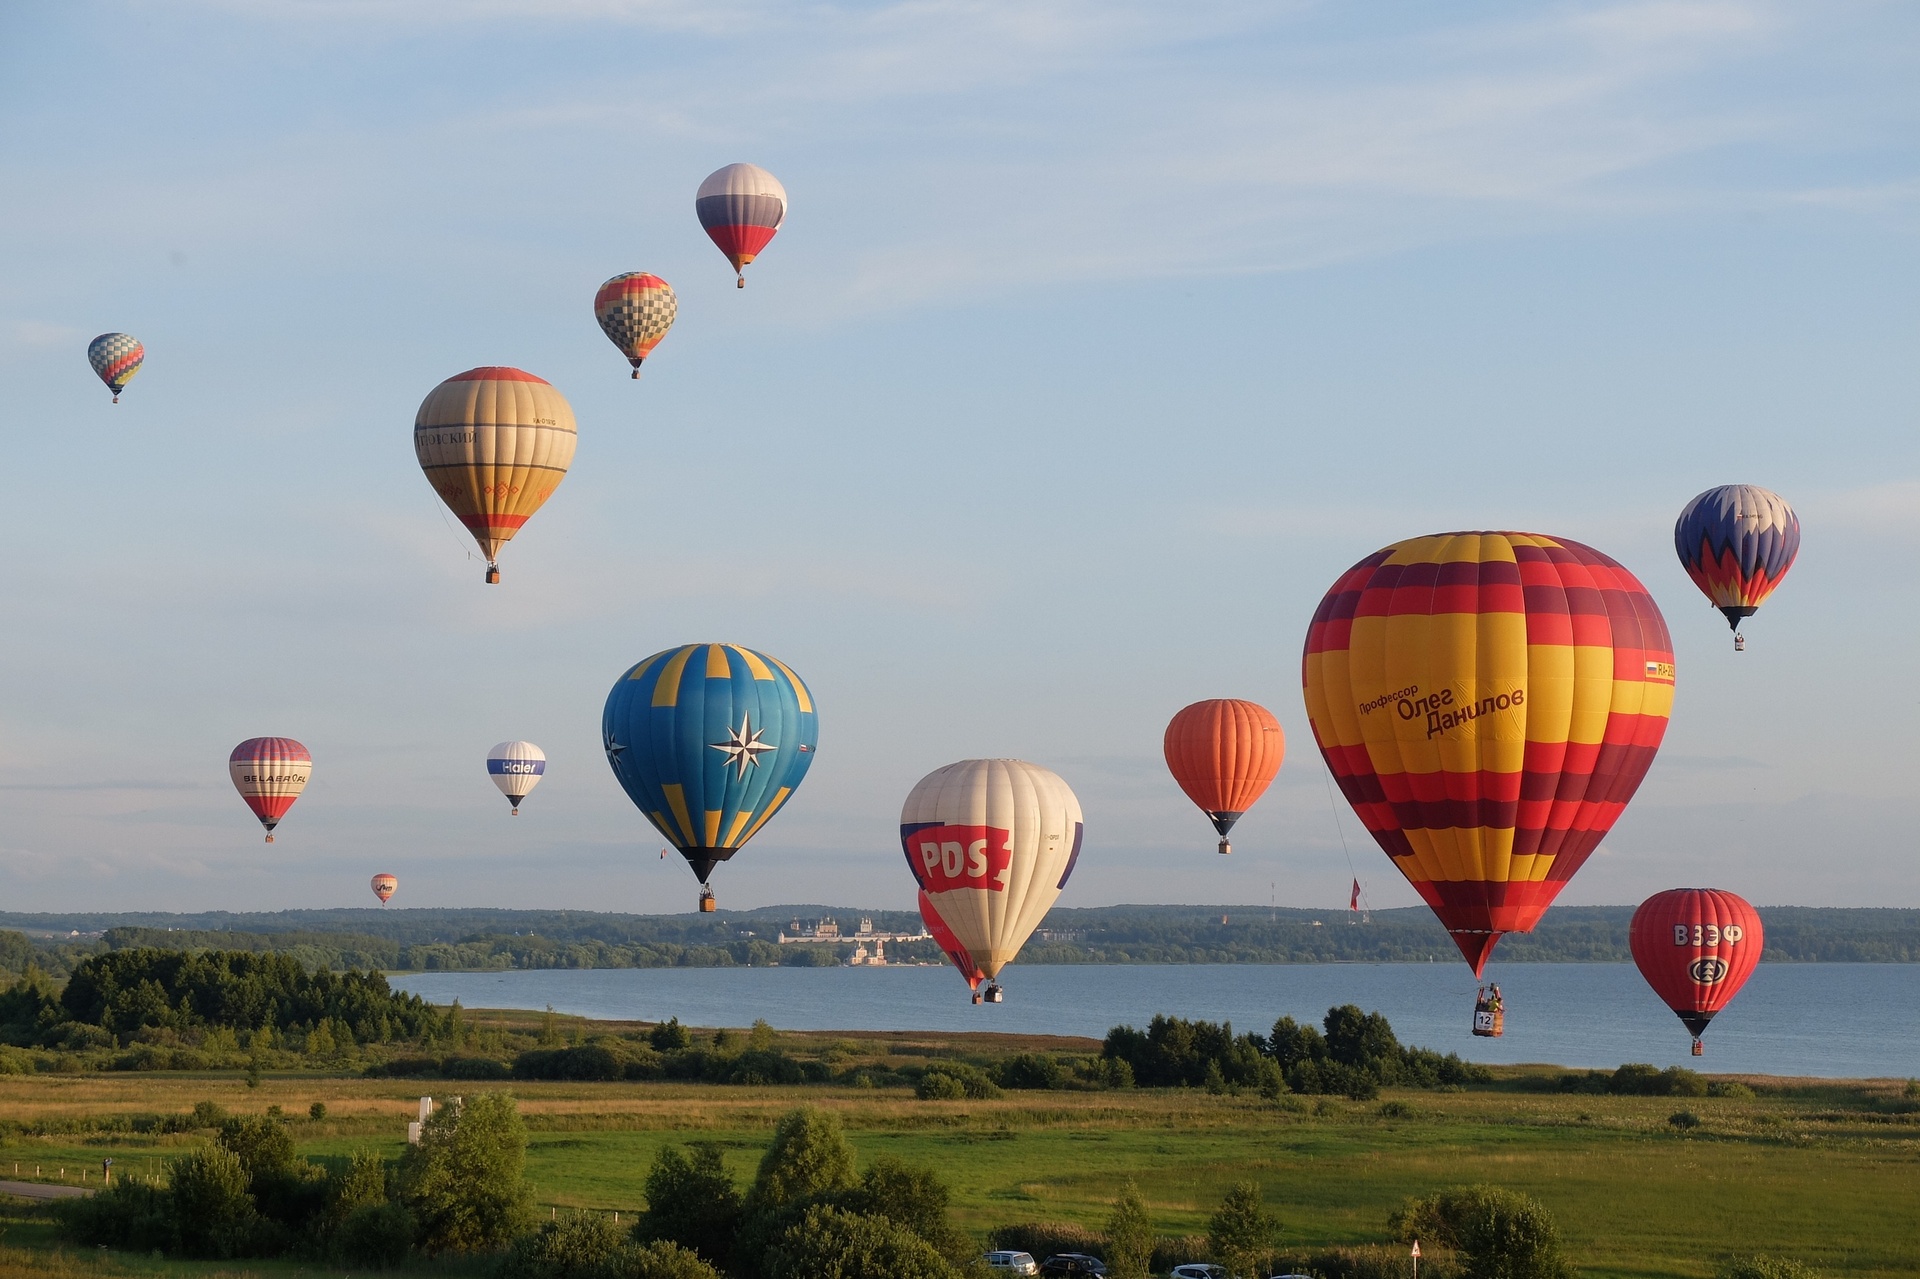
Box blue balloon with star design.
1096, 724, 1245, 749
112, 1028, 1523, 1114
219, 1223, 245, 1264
603, 643, 818, 905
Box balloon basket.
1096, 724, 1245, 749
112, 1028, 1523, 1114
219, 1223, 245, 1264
971, 992, 983, 1005
264, 834, 274, 845
1691, 1039, 1703, 1057
1217, 839, 1231, 855
1733, 633, 1745, 652
485, 565, 500, 584
736, 278, 745, 289
698, 889, 717, 914
1471, 1008, 1502, 1037
983, 984, 1004, 1004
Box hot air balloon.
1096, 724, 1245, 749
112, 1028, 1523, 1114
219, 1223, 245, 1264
900, 759, 1083, 1003
696, 164, 786, 288
1164, 699, 1285, 854
1674, 485, 1799, 652
603, 644, 818, 911
229, 738, 311, 843
1630, 888, 1763, 1056
1302, 532, 1675, 1010
414, 367, 576, 584
87, 333, 143, 403
371, 873, 398, 905
487, 741, 545, 814
593, 273, 677, 378
919, 888, 984, 999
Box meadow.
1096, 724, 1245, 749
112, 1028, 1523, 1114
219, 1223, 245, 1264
0, 1017, 1913, 1279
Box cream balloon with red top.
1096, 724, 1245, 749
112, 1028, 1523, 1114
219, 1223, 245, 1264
901, 759, 1083, 988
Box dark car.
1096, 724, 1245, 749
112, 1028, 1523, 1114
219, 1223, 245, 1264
1039, 1255, 1108, 1277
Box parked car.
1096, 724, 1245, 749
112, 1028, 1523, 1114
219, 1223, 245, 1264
1039, 1255, 1108, 1277
1171, 1266, 1227, 1279
982, 1251, 1040, 1275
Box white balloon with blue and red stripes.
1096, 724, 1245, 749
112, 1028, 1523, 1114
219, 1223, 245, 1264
487, 741, 546, 814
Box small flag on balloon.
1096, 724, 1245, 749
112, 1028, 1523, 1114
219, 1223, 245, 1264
1350, 879, 1362, 911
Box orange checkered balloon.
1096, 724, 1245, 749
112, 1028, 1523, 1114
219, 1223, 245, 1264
1302, 532, 1675, 975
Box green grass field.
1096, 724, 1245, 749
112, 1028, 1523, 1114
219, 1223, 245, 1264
0, 1024, 1914, 1279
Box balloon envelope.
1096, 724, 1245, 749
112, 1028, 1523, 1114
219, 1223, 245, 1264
696, 164, 786, 283
1163, 699, 1284, 842
593, 273, 677, 375
1674, 485, 1800, 630
414, 367, 576, 582
487, 741, 546, 813
602, 644, 818, 886
919, 889, 983, 992
1630, 888, 1763, 1042
229, 737, 311, 843
900, 758, 1083, 981
1302, 531, 1675, 976
371, 874, 398, 904
87, 332, 143, 402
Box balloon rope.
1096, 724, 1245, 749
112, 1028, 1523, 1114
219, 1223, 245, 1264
432, 503, 476, 562
1321, 766, 1367, 916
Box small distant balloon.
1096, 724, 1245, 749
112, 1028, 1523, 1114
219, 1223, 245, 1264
1163, 699, 1285, 855
487, 741, 546, 815
229, 738, 310, 843
413, 367, 577, 584
1674, 485, 1799, 650
696, 164, 786, 288
87, 333, 144, 403
371, 874, 398, 905
594, 273, 677, 378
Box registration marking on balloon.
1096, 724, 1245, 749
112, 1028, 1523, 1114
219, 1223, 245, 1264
904, 824, 1015, 893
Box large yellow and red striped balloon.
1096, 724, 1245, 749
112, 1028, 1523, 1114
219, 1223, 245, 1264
1302, 532, 1675, 975
413, 367, 576, 584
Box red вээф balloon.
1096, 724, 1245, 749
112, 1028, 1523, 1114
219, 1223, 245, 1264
1629, 888, 1764, 1056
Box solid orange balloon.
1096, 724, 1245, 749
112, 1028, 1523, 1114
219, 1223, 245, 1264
1163, 699, 1285, 853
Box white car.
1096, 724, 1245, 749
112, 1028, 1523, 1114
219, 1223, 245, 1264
983, 1251, 1040, 1276
1171, 1267, 1227, 1279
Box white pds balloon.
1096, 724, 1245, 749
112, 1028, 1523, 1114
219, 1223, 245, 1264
487, 741, 546, 814
900, 759, 1083, 990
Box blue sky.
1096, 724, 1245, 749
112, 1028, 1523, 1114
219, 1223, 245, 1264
0, 1, 1915, 916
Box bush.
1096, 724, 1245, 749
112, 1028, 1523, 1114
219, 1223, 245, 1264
1104, 1182, 1153, 1279
501, 1211, 626, 1279
916, 1072, 967, 1100
168, 1144, 265, 1258
399, 1092, 535, 1255
1391, 1186, 1568, 1279
191, 1100, 228, 1127
997, 1053, 1067, 1090
744, 1106, 856, 1213
334, 1202, 414, 1268
633, 1143, 743, 1271
599, 1240, 726, 1279
1377, 1100, 1417, 1119
763, 1204, 957, 1279
1670, 1111, 1702, 1130
1716, 1257, 1821, 1279
650, 1018, 693, 1051
841, 1157, 968, 1264
1707, 1081, 1756, 1099
1208, 1182, 1279, 1279
1148, 1236, 1211, 1274
1608, 1063, 1708, 1097
516, 1045, 627, 1082
54, 1177, 172, 1252
916, 1061, 1001, 1100
987, 1221, 1106, 1261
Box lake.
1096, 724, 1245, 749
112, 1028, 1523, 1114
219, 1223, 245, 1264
391, 962, 1920, 1080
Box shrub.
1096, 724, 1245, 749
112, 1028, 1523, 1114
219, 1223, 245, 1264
516, 1045, 627, 1082
309, 1102, 328, 1121
841, 1157, 968, 1263
917, 1061, 1001, 1100
1377, 1101, 1417, 1119
334, 1202, 414, 1268
916, 1072, 967, 1100
599, 1239, 726, 1279
744, 1106, 856, 1213
54, 1177, 172, 1252
997, 1053, 1066, 1090
168, 1144, 264, 1258
763, 1204, 957, 1279
1670, 1111, 1702, 1130
633, 1143, 743, 1271
1208, 1182, 1278, 1279
1390, 1186, 1568, 1279
217, 1115, 297, 1185
1707, 1081, 1756, 1099
501, 1211, 626, 1279
190, 1100, 227, 1127
398, 1092, 535, 1255
1608, 1064, 1708, 1097
1716, 1257, 1821, 1279
1104, 1182, 1153, 1279
650, 1018, 693, 1051
1148, 1235, 1211, 1274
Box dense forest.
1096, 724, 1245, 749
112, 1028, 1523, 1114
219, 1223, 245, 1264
0, 903, 1911, 980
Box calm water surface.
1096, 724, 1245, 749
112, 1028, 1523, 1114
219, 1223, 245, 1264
392, 962, 1919, 1079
